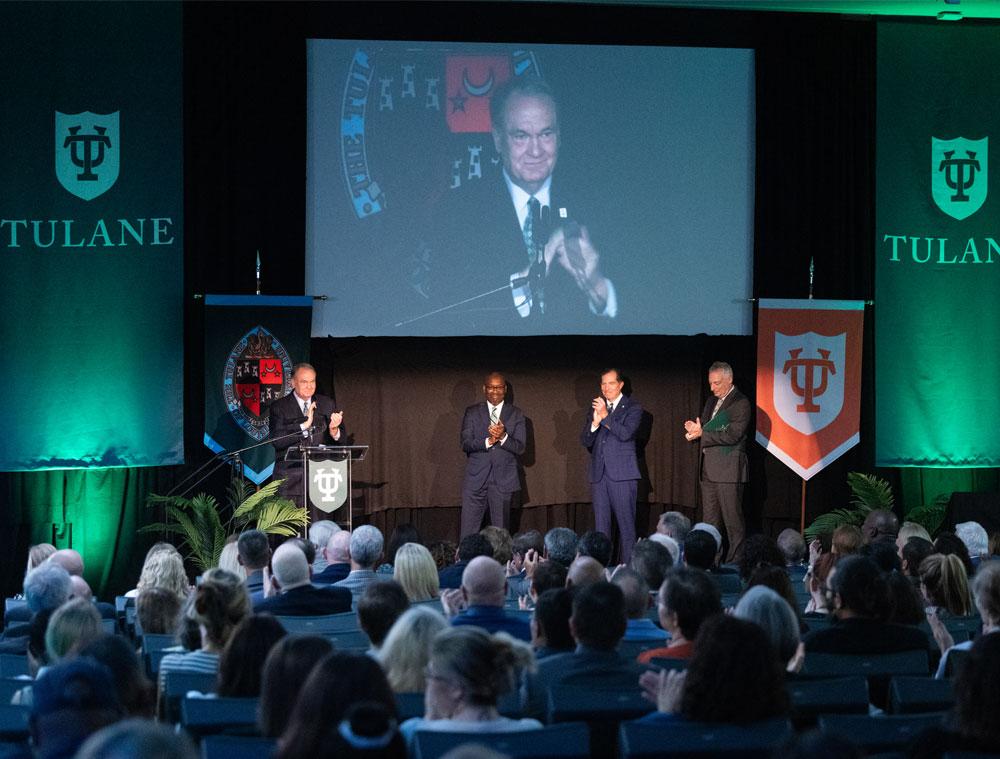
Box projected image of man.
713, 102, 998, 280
491, 79, 616, 321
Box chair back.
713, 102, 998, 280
818, 713, 947, 752
0, 705, 29, 743
620, 717, 793, 758
888, 676, 954, 714
200, 734, 275, 759
0, 656, 29, 679
413, 722, 590, 759
788, 676, 868, 728
618, 639, 668, 662
163, 671, 218, 724
274, 612, 359, 634
180, 696, 259, 738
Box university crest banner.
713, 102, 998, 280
877, 22, 1000, 467
755, 299, 864, 480
203, 296, 313, 484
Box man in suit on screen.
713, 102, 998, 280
684, 361, 750, 563
580, 368, 642, 563
460, 372, 526, 537
269, 363, 343, 509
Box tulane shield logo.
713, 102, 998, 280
774, 331, 845, 435
55, 111, 120, 201
931, 136, 988, 220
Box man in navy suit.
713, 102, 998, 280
460, 372, 526, 537
269, 363, 344, 511
684, 361, 750, 563
580, 368, 643, 563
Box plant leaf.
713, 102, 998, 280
846, 472, 894, 511
904, 493, 949, 537
232, 480, 284, 522
803, 506, 869, 541
254, 499, 309, 537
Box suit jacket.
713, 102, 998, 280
252, 583, 352, 616
525, 646, 648, 719
312, 562, 351, 585
269, 391, 343, 463
425, 169, 618, 334
580, 395, 642, 483
699, 387, 750, 483
461, 401, 526, 493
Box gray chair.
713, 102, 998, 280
621, 717, 793, 758
413, 722, 590, 759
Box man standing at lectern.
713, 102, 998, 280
580, 368, 642, 563
269, 363, 343, 508
460, 372, 526, 537
684, 361, 750, 563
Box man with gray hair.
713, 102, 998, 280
0, 562, 73, 647
777, 528, 808, 580
955, 521, 990, 567
443, 556, 530, 641
334, 525, 384, 599
314, 529, 352, 585
544, 527, 579, 568
254, 541, 351, 615
308, 520, 340, 573
657, 511, 692, 543
684, 361, 750, 563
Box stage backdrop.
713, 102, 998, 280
876, 21, 1000, 467
0, 2, 183, 472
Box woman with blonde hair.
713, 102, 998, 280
217, 540, 245, 579
393, 543, 441, 602
126, 542, 190, 600
920, 553, 974, 617
378, 606, 448, 693
25, 543, 56, 575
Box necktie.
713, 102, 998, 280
490, 405, 499, 424
523, 197, 540, 265
607, 400, 614, 415
302, 400, 310, 416
711, 398, 723, 420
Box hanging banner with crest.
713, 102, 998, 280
755, 299, 864, 480
203, 295, 313, 484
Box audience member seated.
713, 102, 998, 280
216, 613, 287, 697
136, 587, 182, 636
544, 527, 580, 569
2, 562, 72, 647
358, 580, 410, 653
832, 524, 863, 556
683, 530, 739, 593
379, 523, 422, 575
314, 529, 352, 585
276, 651, 398, 759
41, 550, 114, 621
896, 521, 932, 556
258, 634, 334, 737
638, 614, 789, 725
438, 533, 494, 590
803, 552, 838, 617
308, 519, 341, 574
803, 555, 929, 654
747, 565, 799, 616
530, 588, 575, 659
78, 634, 156, 718
565, 556, 605, 589
125, 542, 189, 600
901, 537, 935, 581
379, 606, 449, 694
955, 521, 990, 569
885, 570, 926, 626
327, 701, 406, 759
657, 511, 692, 544
24, 543, 57, 578
777, 528, 808, 579
909, 632, 1000, 758
576, 530, 613, 568
933, 532, 974, 577
334, 526, 386, 601
289, 537, 316, 567
527, 581, 646, 718
217, 538, 244, 579
29, 658, 126, 759
919, 553, 974, 617
505, 529, 545, 598
237, 530, 271, 595
861, 540, 903, 574
733, 585, 802, 671
648, 533, 681, 565
399, 626, 540, 748
521, 560, 568, 609
930, 560, 999, 678
613, 569, 664, 641
393, 542, 441, 602
76, 718, 197, 759
254, 541, 352, 615
481, 526, 514, 565
443, 557, 531, 641
737, 534, 785, 585
428, 540, 458, 571
638, 566, 721, 664
157, 568, 250, 694
861, 509, 899, 547
630, 539, 674, 594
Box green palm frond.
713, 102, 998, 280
232, 480, 284, 524
904, 493, 949, 536
254, 499, 309, 537
847, 472, 894, 511
803, 506, 869, 541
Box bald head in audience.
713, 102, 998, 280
271, 542, 312, 592
862, 509, 899, 546
50, 549, 84, 577
325, 530, 351, 564
460, 556, 507, 607
566, 556, 605, 588
69, 575, 93, 602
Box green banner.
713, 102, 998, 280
0, 2, 183, 471
876, 21, 1000, 467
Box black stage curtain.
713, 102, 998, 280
3, 3, 895, 597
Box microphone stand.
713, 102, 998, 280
166, 427, 317, 500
